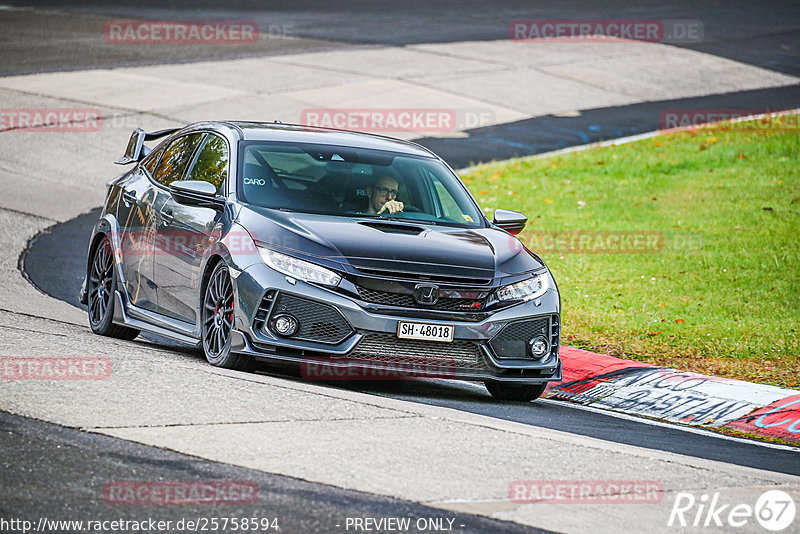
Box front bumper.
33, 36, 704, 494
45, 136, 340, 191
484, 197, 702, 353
230, 263, 561, 384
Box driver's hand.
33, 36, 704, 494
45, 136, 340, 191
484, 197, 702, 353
377, 200, 404, 214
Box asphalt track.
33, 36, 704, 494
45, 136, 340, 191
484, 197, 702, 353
21, 209, 800, 477
14, 0, 800, 480
2, 2, 798, 169
0, 411, 552, 534
3, 0, 800, 76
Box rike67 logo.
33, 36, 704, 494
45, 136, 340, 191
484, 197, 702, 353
669, 490, 795, 531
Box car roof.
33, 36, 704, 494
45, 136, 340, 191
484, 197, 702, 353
217, 121, 437, 158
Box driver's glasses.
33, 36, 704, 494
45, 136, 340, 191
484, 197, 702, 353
375, 186, 398, 198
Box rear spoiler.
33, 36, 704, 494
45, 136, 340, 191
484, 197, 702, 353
115, 127, 180, 165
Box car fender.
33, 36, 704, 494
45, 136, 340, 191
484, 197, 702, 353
193, 222, 259, 331
219, 221, 262, 272
80, 213, 124, 305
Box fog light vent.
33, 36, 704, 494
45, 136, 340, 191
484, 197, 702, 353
488, 317, 549, 358
267, 293, 353, 344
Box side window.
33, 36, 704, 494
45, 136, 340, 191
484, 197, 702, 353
185, 134, 229, 195
152, 134, 204, 187
142, 146, 164, 175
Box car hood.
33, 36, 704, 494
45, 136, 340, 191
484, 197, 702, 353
237, 207, 544, 282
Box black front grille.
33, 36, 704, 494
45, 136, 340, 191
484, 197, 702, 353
489, 316, 556, 359
266, 293, 353, 344
355, 267, 492, 285
356, 286, 487, 311
357, 287, 415, 307
433, 298, 487, 311
348, 333, 487, 370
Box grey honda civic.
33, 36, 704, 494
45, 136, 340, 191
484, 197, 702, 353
81, 121, 561, 401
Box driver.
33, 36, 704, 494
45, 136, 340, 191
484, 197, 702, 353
366, 174, 404, 214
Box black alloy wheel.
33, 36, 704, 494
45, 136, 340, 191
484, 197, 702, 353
87, 235, 139, 340
201, 262, 253, 371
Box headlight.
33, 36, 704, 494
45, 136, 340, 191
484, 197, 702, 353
258, 247, 341, 287
496, 273, 549, 302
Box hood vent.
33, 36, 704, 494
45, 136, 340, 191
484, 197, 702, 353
358, 222, 425, 235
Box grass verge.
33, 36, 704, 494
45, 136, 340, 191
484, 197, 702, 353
463, 115, 799, 388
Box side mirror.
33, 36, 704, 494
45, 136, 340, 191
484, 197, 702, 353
169, 181, 225, 211
493, 209, 527, 235
115, 128, 147, 165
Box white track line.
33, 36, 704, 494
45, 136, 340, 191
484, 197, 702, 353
427, 379, 799, 452
542, 398, 800, 453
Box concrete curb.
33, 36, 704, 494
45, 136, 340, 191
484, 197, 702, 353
545, 347, 800, 444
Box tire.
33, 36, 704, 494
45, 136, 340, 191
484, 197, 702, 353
201, 262, 253, 371
87, 235, 140, 340
484, 382, 547, 402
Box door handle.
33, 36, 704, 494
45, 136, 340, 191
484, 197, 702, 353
160, 209, 174, 226
122, 190, 137, 207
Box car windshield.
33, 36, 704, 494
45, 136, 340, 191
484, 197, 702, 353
237, 141, 485, 228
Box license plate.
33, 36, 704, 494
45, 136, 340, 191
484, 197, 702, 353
397, 321, 454, 342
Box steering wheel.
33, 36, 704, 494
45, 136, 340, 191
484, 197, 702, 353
378, 205, 421, 215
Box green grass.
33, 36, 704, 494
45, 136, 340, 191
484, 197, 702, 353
462, 116, 800, 388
